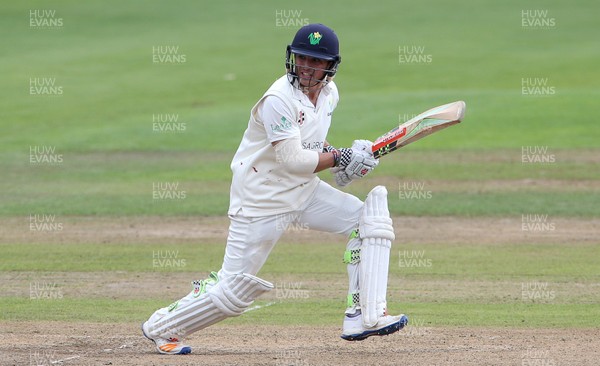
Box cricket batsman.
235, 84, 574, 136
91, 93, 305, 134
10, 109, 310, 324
142, 23, 408, 355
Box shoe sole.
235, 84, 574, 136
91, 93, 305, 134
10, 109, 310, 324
341, 315, 408, 341
142, 323, 192, 355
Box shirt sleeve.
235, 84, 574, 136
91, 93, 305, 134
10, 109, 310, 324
258, 95, 299, 143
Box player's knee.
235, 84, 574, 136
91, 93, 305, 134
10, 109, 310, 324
359, 186, 394, 241
209, 273, 274, 316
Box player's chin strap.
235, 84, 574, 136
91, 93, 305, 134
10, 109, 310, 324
357, 186, 395, 328
286, 71, 332, 94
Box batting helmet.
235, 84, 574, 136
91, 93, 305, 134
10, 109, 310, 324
286, 24, 342, 88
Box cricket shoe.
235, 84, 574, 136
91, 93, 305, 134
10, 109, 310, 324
142, 321, 192, 355
341, 310, 408, 341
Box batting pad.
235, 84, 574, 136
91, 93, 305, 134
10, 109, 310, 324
147, 273, 273, 339
359, 186, 394, 328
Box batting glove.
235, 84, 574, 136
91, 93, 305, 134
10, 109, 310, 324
331, 165, 353, 187
351, 139, 373, 153
326, 145, 353, 187
344, 148, 379, 180
332, 145, 378, 185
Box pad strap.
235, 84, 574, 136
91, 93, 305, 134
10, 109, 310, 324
343, 249, 361, 264
347, 292, 360, 308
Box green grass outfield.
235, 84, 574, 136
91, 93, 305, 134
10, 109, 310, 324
2, 241, 600, 327
1, 0, 599, 329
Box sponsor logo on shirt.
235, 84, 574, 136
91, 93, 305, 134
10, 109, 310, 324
271, 116, 293, 132
302, 141, 324, 151
297, 110, 305, 126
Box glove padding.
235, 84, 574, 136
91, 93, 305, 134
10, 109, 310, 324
344, 148, 379, 180
333, 140, 378, 187
351, 139, 373, 153
331, 165, 352, 187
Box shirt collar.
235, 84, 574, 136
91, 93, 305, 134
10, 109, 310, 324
290, 81, 331, 107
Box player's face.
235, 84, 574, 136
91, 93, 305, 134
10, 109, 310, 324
295, 54, 329, 87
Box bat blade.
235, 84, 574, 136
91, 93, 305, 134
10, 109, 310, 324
372, 101, 465, 158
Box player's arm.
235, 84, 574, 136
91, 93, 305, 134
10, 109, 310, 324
314, 151, 336, 172
260, 96, 321, 174
271, 139, 334, 173
271, 138, 377, 176
261, 97, 376, 177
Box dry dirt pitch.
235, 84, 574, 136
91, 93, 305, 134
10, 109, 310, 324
2, 322, 599, 366
1, 216, 598, 366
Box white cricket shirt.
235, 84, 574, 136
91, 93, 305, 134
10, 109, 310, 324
228, 75, 339, 217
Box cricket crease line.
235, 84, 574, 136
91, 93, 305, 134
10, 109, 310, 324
51, 355, 80, 364
243, 301, 277, 313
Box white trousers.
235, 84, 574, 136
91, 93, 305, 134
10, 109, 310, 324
219, 180, 363, 278
145, 180, 364, 339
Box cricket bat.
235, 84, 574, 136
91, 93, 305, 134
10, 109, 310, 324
372, 101, 466, 158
